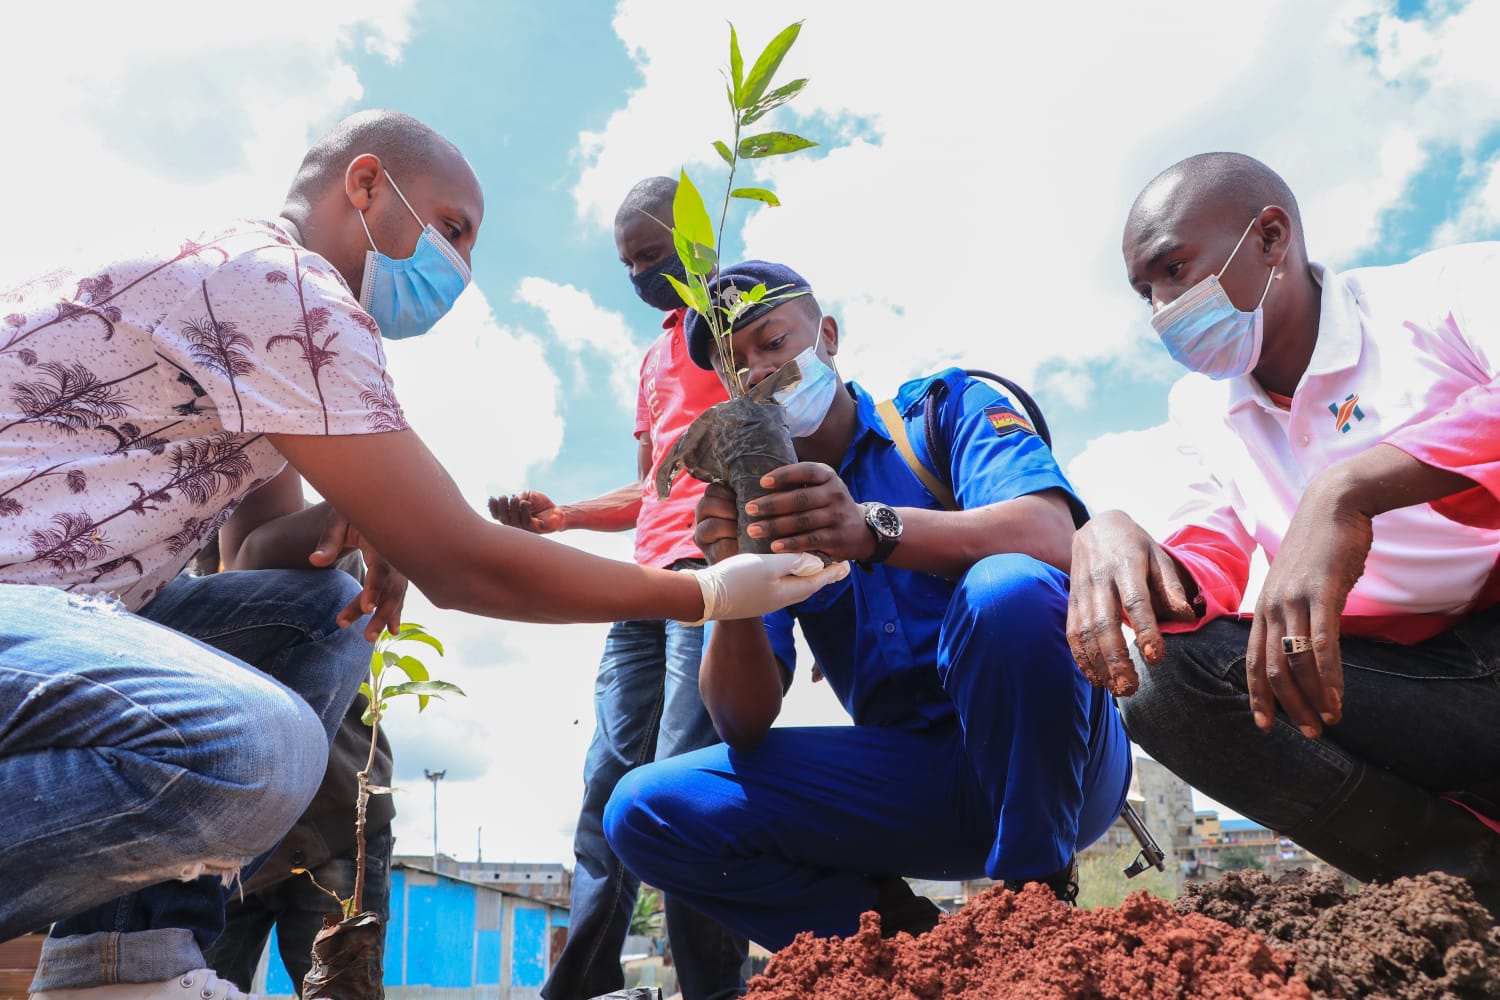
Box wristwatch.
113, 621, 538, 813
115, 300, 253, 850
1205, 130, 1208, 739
860, 501, 904, 566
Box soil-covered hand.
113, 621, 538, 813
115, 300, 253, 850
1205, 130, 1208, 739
308, 504, 408, 642
694, 482, 743, 564
1244, 480, 1371, 739
744, 462, 874, 563
488, 490, 565, 533
1066, 510, 1198, 697
686, 551, 850, 622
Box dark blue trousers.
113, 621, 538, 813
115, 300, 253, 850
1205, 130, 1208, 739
604, 554, 1131, 950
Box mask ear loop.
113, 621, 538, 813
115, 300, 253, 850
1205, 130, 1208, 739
1221, 209, 1279, 310
356, 206, 379, 253
383, 171, 426, 229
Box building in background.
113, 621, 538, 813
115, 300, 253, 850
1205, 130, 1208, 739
253, 861, 568, 1000
1190, 813, 1337, 879
405, 855, 573, 905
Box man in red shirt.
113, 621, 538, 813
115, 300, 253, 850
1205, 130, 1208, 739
490, 177, 748, 1000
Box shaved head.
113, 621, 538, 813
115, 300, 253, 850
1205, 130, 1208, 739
1129, 152, 1303, 245
288, 109, 467, 201
615, 176, 677, 229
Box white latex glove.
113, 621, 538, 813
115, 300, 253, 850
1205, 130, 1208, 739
682, 552, 850, 624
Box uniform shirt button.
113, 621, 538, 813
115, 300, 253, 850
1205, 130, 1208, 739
883, 622, 896, 634
1299, 434, 1310, 446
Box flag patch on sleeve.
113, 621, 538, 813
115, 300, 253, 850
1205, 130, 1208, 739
984, 403, 1035, 437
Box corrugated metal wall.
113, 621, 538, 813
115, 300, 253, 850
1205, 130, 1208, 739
261, 867, 564, 1000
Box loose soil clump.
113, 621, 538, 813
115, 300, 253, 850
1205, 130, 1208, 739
744, 871, 1500, 999
1176, 869, 1500, 999
743, 883, 1311, 999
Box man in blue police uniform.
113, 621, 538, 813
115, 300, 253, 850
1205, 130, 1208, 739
602, 261, 1133, 951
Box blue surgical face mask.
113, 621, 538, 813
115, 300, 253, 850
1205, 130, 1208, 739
773, 335, 840, 438
357, 172, 471, 341
630, 254, 689, 312
1150, 214, 1277, 380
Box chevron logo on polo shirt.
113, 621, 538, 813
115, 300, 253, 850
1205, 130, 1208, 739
1329, 393, 1365, 434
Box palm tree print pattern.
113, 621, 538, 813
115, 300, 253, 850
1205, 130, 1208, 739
0, 219, 407, 610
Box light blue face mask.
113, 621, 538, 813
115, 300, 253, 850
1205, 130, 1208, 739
356, 172, 471, 341
773, 335, 840, 438
1150, 214, 1277, 380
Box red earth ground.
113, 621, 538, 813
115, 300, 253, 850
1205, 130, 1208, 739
742, 871, 1500, 999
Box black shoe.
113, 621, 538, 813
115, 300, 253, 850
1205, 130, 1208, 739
1003, 854, 1080, 905
872, 876, 945, 937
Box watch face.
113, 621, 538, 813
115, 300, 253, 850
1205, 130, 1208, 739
868, 504, 903, 538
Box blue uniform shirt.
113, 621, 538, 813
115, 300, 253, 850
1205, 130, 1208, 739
763, 369, 1084, 729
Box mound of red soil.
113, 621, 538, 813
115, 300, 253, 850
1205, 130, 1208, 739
1176, 869, 1500, 999
743, 884, 1311, 999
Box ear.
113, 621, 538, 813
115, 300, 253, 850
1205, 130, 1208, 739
1256, 206, 1294, 269
820, 314, 840, 359
344, 153, 384, 212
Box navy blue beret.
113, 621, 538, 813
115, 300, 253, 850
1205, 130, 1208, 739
683, 260, 812, 370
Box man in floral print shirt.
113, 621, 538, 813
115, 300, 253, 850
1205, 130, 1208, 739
0, 110, 845, 1000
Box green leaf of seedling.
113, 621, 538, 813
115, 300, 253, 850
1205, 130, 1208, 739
393, 621, 427, 633
738, 131, 818, 159
672, 171, 715, 250
664, 273, 709, 314
394, 631, 443, 656
393, 655, 429, 684
741, 78, 808, 126
744, 282, 769, 303
730, 186, 781, 207
729, 23, 744, 100
739, 21, 803, 108
713, 140, 734, 166
671, 230, 718, 277
387, 679, 467, 714
361, 702, 377, 726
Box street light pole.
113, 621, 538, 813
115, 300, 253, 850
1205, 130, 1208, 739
424, 769, 446, 871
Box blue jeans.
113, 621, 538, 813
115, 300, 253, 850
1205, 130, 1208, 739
1119, 609, 1500, 882
2, 569, 371, 990
603, 554, 1132, 951
543, 615, 748, 1000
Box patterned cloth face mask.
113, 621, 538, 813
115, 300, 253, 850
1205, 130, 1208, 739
631, 254, 690, 312
357, 171, 471, 341
773, 336, 840, 438
1150, 214, 1278, 380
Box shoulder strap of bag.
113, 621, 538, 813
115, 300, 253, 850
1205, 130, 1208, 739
875, 396, 959, 511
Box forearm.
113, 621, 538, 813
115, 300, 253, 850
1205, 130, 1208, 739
554, 483, 643, 532
1311, 443, 1477, 519
698, 618, 783, 748
420, 513, 703, 622
229, 503, 337, 571
888, 490, 1075, 578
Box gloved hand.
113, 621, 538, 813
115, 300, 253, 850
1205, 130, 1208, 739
682, 552, 849, 624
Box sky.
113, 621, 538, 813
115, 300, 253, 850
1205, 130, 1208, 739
4, 0, 1500, 869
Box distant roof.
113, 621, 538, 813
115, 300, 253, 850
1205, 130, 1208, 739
1219, 818, 1269, 833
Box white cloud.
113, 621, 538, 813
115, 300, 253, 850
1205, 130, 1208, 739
515, 277, 644, 409
381, 285, 565, 504
574, 0, 1500, 404
0, 1, 419, 286
1432, 150, 1500, 246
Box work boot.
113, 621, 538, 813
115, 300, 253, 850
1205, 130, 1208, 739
1286, 761, 1500, 918
872, 875, 945, 937
32, 970, 258, 1000
1003, 854, 1080, 905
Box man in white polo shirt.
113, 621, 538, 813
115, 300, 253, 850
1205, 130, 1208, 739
1067, 151, 1500, 915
